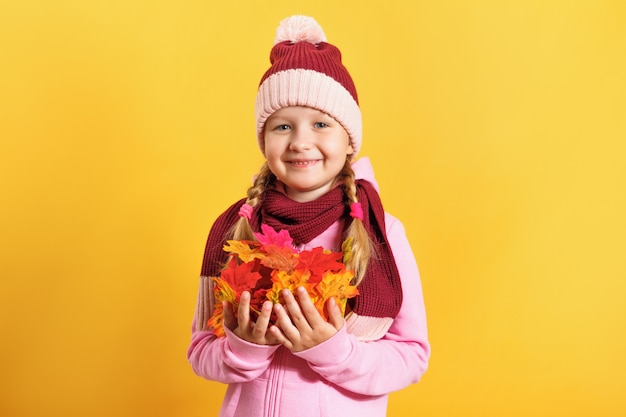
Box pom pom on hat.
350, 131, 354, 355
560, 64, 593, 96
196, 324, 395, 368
255, 15, 362, 156
274, 15, 327, 45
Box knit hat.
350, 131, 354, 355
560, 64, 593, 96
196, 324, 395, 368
255, 15, 362, 156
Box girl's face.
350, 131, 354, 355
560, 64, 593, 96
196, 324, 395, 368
263, 106, 354, 203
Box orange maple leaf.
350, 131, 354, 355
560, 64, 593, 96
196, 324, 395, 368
207, 301, 226, 337
208, 277, 237, 337
261, 244, 298, 274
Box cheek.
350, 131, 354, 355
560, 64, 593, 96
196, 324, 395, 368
264, 146, 280, 162
263, 148, 282, 175
332, 142, 353, 158
263, 142, 278, 159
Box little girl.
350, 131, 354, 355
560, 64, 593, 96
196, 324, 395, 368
188, 15, 430, 417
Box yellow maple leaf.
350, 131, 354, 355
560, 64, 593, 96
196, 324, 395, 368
314, 270, 359, 317
266, 269, 315, 304
212, 276, 237, 305
341, 237, 354, 264
223, 240, 265, 263
207, 277, 238, 337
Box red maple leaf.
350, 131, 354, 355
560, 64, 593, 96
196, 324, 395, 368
296, 247, 345, 282
220, 257, 263, 296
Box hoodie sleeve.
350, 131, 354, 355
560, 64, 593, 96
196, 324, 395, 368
187, 316, 280, 383
294, 215, 430, 395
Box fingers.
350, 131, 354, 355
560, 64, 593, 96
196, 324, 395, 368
231, 292, 280, 346
295, 287, 323, 324
274, 287, 337, 330
237, 291, 252, 329
222, 300, 237, 331
273, 293, 304, 341
269, 305, 294, 350
271, 287, 343, 352
230, 287, 341, 350
251, 300, 274, 338
326, 297, 345, 331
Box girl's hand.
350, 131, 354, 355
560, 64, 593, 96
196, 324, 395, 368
270, 286, 344, 352
223, 291, 280, 346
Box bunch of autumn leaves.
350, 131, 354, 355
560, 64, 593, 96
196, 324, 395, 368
208, 224, 359, 337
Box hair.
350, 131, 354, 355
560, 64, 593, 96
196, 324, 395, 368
229, 159, 373, 286
337, 160, 374, 285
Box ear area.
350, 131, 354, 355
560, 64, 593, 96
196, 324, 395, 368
345, 130, 355, 156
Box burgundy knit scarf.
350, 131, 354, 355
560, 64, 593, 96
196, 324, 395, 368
200, 180, 402, 319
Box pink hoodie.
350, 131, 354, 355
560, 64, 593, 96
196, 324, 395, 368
188, 158, 430, 417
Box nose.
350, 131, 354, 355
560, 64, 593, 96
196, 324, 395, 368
288, 127, 312, 152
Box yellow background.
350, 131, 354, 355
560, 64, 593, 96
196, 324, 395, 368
1, 0, 625, 416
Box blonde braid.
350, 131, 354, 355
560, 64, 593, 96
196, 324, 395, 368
230, 162, 275, 241
340, 162, 374, 286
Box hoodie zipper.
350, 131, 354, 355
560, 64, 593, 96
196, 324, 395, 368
266, 347, 285, 417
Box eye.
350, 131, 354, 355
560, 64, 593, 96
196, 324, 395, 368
274, 124, 291, 131
314, 122, 328, 128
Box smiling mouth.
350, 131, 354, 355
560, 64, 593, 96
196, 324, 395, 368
289, 160, 321, 167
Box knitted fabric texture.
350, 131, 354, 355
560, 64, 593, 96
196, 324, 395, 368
200, 181, 403, 319
255, 15, 362, 156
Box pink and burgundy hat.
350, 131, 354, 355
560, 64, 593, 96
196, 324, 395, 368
255, 15, 362, 156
